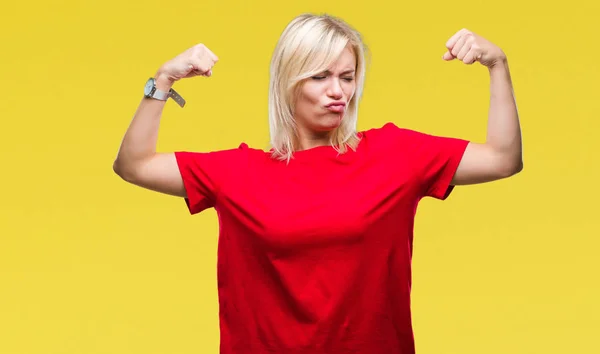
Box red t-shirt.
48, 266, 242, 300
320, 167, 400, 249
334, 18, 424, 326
175, 122, 469, 354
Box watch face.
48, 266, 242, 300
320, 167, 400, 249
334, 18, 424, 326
144, 78, 154, 97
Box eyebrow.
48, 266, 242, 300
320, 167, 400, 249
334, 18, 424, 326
322, 69, 356, 75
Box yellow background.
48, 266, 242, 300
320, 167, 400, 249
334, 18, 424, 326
1, 0, 598, 353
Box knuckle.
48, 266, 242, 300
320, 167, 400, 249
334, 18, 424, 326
193, 44, 206, 56
199, 60, 214, 72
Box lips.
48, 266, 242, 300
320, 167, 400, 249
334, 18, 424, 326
326, 102, 346, 113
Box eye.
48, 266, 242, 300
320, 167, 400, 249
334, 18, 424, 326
311, 76, 326, 80
342, 77, 354, 82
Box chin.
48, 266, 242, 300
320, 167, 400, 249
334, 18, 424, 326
316, 114, 343, 131
312, 123, 340, 133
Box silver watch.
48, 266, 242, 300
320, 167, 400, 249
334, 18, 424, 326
143, 77, 186, 108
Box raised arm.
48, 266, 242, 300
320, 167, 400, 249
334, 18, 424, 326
113, 44, 219, 197
442, 29, 523, 185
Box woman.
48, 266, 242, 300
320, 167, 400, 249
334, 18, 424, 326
114, 13, 522, 354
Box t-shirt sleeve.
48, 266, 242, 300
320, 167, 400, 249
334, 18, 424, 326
174, 144, 247, 215
383, 122, 470, 200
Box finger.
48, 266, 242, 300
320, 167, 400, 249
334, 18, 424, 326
442, 51, 455, 61
188, 62, 201, 74
451, 34, 469, 57
185, 63, 196, 75
462, 48, 479, 64
191, 59, 211, 74
203, 59, 216, 73
456, 42, 471, 61
445, 28, 468, 51
207, 48, 219, 62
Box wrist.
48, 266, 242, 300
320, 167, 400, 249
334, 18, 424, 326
488, 56, 509, 72
154, 70, 175, 91
488, 58, 513, 84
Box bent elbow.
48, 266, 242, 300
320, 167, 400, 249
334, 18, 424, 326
113, 159, 121, 176
113, 159, 136, 182
499, 158, 523, 178
515, 159, 524, 174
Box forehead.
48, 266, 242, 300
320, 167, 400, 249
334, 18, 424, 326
328, 46, 356, 71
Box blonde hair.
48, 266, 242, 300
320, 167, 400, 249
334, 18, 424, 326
268, 13, 369, 162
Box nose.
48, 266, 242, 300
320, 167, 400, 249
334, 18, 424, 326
327, 78, 343, 99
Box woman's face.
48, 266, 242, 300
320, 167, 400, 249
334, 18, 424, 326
293, 46, 357, 137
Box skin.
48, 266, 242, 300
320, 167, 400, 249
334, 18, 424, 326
442, 29, 523, 185
112, 28, 522, 198
292, 29, 523, 186
293, 46, 356, 151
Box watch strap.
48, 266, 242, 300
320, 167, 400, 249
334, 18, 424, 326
168, 89, 186, 108
151, 88, 170, 101
150, 86, 186, 108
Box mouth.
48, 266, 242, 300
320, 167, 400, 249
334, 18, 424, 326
325, 102, 346, 113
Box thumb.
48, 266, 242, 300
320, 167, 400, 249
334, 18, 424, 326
442, 51, 455, 61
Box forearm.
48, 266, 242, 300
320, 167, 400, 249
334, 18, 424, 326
486, 59, 523, 170
113, 74, 173, 177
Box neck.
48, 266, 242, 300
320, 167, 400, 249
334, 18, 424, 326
296, 129, 333, 151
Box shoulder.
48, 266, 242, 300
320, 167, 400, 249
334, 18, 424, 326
359, 122, 432, 149
358, 122, 469, 160
177, 142, 267, 159
174, 142, 271, 173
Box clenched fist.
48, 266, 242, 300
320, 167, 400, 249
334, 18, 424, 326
156, 44, 219, 85
442, 29, 506, 68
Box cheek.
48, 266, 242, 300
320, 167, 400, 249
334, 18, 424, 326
298, 95, 314, 110
295, 95, 317, 118
344, 82, 356, 97
303, 87, 321, 104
